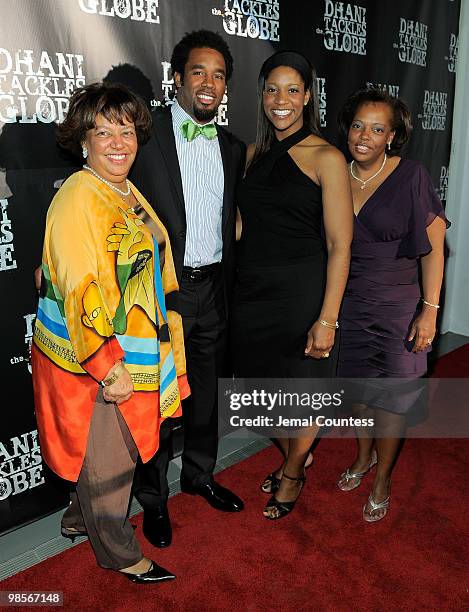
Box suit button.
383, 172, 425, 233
179, 230, 186, 238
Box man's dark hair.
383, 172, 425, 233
171, 29, 233, 82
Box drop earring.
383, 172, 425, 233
82, 145, 88, 159
387, 142, 391, 152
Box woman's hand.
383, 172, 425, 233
305, 320, 336, 360
34, 266, 42, 293
102, 362, 134, 404
408, 309, 437, 352
413, 216, 446, 353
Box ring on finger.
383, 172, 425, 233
322, 352, 330, 358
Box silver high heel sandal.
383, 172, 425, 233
363, 493, 390, 523
337, 450, 377, 492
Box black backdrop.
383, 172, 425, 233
0, 0, 460, 534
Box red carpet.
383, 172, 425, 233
430, 341, 469, 377
2, 347, 469, 611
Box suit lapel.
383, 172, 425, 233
151, 112, 234, 236
217, 126, 234, 235
153, 109, 185, 218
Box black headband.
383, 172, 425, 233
259, 51, 313, 90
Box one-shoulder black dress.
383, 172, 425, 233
231, 126, 336, 378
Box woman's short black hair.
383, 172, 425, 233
338, 87, 413, 155
171, 29, 233, 82
57, 82, 152, 158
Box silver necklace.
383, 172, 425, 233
83, 164, 131, 197
350, 154, 387, 190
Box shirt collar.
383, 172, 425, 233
171, 99, 217, 130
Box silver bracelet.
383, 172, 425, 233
422, 299, 440, 309
318, 319, 339, 329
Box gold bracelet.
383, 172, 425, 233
422, 299, 440, 309
102, 362, 125, 387
318, 319, 339, 330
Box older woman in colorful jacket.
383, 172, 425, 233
32, 82, 189, 583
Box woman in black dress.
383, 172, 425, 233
232, 51, 353, 519
336, 89, 448, 522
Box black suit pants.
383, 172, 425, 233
133, 268, 226, 510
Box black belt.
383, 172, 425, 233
181, 263, 221, 283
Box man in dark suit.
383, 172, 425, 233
131, 30, 245, 548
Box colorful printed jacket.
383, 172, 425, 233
32, 171, 189, 481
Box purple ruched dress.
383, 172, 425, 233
337, 159, 448, 409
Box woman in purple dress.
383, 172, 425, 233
336, 88, 448, 522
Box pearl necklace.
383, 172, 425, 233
83, 164, 131, 197
350, 154, 387, 190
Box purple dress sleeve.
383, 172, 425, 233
398, 162, 450, 258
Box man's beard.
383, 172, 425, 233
193, 104, 217, 122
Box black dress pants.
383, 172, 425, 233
134, 268, 226, 510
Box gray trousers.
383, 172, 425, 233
61, 388, 142, 570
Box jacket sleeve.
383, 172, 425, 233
46, 178, 124, 382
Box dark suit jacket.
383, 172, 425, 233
130, 106, 246, 306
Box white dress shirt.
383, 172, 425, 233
171, 100, 224, 268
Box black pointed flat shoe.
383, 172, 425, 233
61, 527, 87, 543
120, 561, 176, 584
61, 524, 137, 543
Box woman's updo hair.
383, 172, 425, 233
252, 50, 322, 165
338, 87, 412, 156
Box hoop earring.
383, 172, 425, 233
82, 146, 88, 159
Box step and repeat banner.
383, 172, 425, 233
0, 0, 460, 534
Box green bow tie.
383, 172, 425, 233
180, 119, 218, 142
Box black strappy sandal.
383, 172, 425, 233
263, 472, 306, 520
260, 453, 313, 494
260, 471, 282, 494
